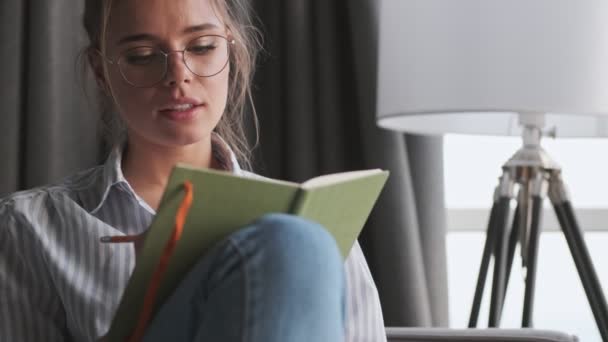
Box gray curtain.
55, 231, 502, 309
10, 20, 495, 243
1, 1, 99, 195
1, 0, 449, 328
250, 0, 449, 327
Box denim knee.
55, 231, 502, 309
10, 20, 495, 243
240, 213, 343, 281
252, 213, 342, 264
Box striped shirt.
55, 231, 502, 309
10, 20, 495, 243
0, 138, 386, 342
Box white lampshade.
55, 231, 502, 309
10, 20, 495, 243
377, 0, 608, 137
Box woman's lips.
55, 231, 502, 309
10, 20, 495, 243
159, 104, 204, 121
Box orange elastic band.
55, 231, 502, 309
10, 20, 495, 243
128, 181, 194, 342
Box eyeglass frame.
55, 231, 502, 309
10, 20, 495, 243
98, 34, 236, 88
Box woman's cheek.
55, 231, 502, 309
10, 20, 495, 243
209, 73, 230, 115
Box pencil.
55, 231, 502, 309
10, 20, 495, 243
100, 235, 139, 243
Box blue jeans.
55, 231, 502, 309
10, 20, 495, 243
142, 213, 346, 342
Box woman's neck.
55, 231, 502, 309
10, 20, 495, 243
121, 135, 213, 210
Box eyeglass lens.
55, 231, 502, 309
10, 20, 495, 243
117, 35, 230, 87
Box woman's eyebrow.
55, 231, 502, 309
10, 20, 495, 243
116, 23, 221, 46
183, 23, 220, 34
117, 33, 158, 45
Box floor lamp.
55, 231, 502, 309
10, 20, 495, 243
376, 0, 608, 340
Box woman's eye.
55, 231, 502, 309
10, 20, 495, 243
125, 55, 153, 65
123, 50, 160, 66
188, 44, 216, 55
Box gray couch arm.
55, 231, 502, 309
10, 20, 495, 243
386, 327, 579, 342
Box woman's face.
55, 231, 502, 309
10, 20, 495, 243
103, 0, 229, 148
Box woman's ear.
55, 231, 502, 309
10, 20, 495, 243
87, 48, 110, 94
224, 25, 233, 39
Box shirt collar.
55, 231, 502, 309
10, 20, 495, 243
86, 133, 242, 214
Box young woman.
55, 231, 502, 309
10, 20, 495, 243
0, 0, 386, 341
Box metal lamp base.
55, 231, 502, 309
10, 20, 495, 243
467, 125, 608, 342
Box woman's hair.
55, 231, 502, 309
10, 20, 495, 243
82, 0, 262, 170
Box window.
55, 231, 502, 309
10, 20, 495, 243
444, 135, 608, 341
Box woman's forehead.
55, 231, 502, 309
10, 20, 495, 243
107, 0, 224, 42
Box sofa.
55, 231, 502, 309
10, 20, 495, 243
386, 327, 579, 342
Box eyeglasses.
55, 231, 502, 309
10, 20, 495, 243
102, 35, 235, 88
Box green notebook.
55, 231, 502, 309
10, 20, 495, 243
105, 166, 389, 340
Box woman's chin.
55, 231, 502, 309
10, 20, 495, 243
165, 136, 205, 147
161, 129, 210, 147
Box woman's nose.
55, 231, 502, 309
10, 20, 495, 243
164, 51, 192, 86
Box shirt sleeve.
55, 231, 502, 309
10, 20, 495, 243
344, 240, 387, 342
0, 202, 67, 342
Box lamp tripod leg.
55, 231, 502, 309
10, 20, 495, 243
502, 204, 521, 308
550, 174, 608, 342
521, 194, 544, 327
469, 172, 514, 328
469, 197, 500, 327
488, 195, 512, 327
